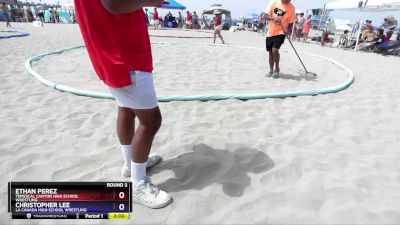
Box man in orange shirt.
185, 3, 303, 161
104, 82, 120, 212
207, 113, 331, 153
263, 0, 296, 78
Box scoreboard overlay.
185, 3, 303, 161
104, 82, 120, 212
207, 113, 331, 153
8, 182, 131, 220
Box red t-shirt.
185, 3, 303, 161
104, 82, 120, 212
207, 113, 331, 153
74, 0, 153, 88
154, 11, 159, 20
215, 16, 222, 26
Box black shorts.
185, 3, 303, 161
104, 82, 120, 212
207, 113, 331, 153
266, 35, 285, 52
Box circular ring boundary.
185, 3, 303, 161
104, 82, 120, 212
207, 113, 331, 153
0, 29, 30, 39
25, 42, 355, 102
150, 35, 212, 39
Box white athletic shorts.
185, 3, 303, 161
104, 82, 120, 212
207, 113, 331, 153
215, 25, 222, 31
109, 71, 158, 110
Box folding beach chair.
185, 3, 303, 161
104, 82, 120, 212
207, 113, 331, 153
375, 32, 400, 54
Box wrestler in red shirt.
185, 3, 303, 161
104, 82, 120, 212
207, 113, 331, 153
74, 0, 172, 209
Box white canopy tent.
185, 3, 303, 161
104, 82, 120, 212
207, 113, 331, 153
326, 0, 400, 12
203, 4, 231, 15
327, 19, 353, 31
326, 0, 400, 51
202, 4, 232, 29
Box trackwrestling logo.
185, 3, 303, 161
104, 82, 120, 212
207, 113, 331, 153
274, 7, 287, 17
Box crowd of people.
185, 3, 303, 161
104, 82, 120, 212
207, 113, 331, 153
292, 13, 312, 42
353, 17, 399, 54
144, 8, 204, 29
2, 1, 399, 56
262, 12, 399, 56
0, 1, 77, 27
142, 8, 226, 44
316, 16, 399, 55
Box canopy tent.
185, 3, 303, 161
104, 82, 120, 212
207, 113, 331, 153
160, 0, 186, 10
326, 0, 400, 12
202, 4, 232, 29
326, 19, 353, 31
203, 4, 231, 15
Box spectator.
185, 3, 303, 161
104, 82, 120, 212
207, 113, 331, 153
1, 2, 12, 28
153, 8, 159, 29
356, 26, 376, 50
144, 8, 149, 25
186, 11, 193, 29
178, 11, 183, 28
213, 12, 225, 44
38, 10, 45, 23
294, 12, 305, 41
382, 16, 398, 40
339, 30, 349, 46
361, 20, 373, 39
193, 11, 199, 29
375, 28, 388, 45
321, 30, 334, 46
49, 9, 54, 23
55, 9, 59, 23
302, 14, 312, 42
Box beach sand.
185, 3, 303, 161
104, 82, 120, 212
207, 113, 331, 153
1, 23, 400, 224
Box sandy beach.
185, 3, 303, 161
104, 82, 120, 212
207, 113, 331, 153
1, 23, 400, 224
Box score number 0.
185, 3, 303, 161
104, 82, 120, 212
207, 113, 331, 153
118, 191, 126, 211
118, 191, 125, 211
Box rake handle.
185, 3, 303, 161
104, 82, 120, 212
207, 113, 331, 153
279, 23, 310, 74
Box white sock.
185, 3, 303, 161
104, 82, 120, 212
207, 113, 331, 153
120, 145, 132, 168
131, 161, 147, 185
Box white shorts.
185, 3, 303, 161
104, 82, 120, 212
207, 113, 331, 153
109, 71, 158, 110
215, 25, 222, 31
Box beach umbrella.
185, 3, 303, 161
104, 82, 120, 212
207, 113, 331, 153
160, 0, 186, 10
203, 4, 231, 15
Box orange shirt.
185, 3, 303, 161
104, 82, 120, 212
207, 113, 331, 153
265, 0, 296, 37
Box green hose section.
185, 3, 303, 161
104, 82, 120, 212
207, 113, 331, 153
25, 42, 355, 102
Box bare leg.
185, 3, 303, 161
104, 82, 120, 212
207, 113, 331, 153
268, 51, 274, 72
117, 107, 135, 145
272, 48, 280, 71
303, 33, 308, 42
131, 107, 162, 163
213, 30, 217, 43
217, 32, 225, 44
